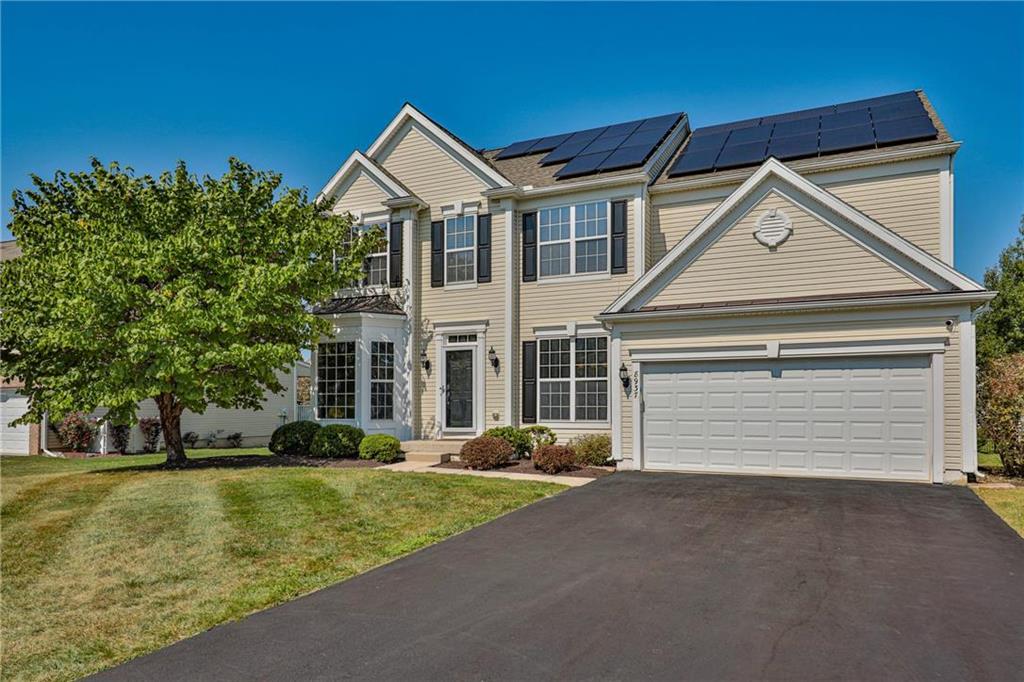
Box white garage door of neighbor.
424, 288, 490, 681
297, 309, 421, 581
641, 356, 933, 481
1, 389, 31, 455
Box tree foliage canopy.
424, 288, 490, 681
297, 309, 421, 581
0, 158, 377, 462
976, 215, 1024, 367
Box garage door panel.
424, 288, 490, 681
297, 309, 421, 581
642, 356, 932, 481
1, 389, 31, 455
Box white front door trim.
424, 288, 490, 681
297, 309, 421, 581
435, 323, 487, 437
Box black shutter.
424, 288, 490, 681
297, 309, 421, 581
430, 220, 444, 288
522, 211, 537, 282
611, 200, 628, 274
389, 221, 403, 288
521, 340, 537, 424
477, 214, 491, 283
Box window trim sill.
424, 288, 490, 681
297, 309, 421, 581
443, 281, 480, 291
536, 271, 612, 286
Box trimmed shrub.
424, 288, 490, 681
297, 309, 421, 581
111, 424, 131, 455
360, 434, 402, 463
571, 433, 612, 467
57, 412, 96, 452
182, 431, 200, 448
226, 432, 244, 448
138, 417, 162, 454
269, 420, 321, 457
460, 435, 514, 470
979, 353, 1024, 478
533, 444, 577, 474
522, 425, 557, 453
483, 426, 532, 459
311, 424, 365, 458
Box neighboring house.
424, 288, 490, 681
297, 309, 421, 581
322, 90, 987, 483
0, 238, 303, 455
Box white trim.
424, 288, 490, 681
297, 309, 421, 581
433, 320, 489, 334
534, 334, 612, 425
939, 155, 954, 265
366, 103, 512, 189
606, 158, 983, 316
630, 360, 643, 471
610, 330, 623, 460
931, 352, 945, 483
651, 141, 962, 194
600, 291, 995, 324
633, 192, 645, 279
960, 313, 978, 474
628, 337, 948, 363
436, 330, 486, 436
317, 150, 417, 204
536, 271, 611, 286
536, 200, 612, 280
503, 203, 516, 426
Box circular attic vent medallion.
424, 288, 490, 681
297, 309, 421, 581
754, 208, 793, 248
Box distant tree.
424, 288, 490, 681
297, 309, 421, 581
0, 158, 377, 467
976, 215, 1024, 367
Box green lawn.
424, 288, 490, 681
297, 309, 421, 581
0, 450, 565, 682
975, 488, 1024, 538
978, 441, 1003, 472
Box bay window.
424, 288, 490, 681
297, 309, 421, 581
370, 341, 395, 420
537, 336, 608, 422
316, 341, 356, 419
538, 201, 609, 278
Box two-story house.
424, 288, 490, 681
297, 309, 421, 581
313, 91, 992, 483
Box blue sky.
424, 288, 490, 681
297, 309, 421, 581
2, 2, 1022, 280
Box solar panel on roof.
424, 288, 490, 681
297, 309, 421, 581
667, 148, 720, 177
554, 151, 613, 178
600, 120, 644, 138
687, 131, 730, 152
565, 127, 606, 145
637, 113, 681, 132
728, 124, 773, 145
582, 134, 631, 154
834, 91, 917, 112
495, 139, 542, 160
820, 109, 871, 130
819, 124, 875, 153
761, 105, 835, 124
541, 140, 593, 165
772, 117, 819, 137
870, 100, 927, 123
598, 144, 656, 171
528, 133, 573, 153
874, 115, 938, 145
766, 132, 820, 160
715, 141, 769, 169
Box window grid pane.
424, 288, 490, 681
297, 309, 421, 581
539, 206, 570, 243
446, 250, 474, 283
575, 238, 607, 274
540, 382, 570, 421
539, 339, 570, 379
445, 215, 475, 250
317, 341, 356, 420
574, 202, 608, 239
540, 243, 570, 277
370, 341, 394, 420
575, 337, 608, 378
364, 254, 387, 285
575, 380, 608, 421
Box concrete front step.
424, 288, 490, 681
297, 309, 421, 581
401, 439, 469, 465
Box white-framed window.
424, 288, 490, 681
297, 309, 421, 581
538, 201, 609, 278
538, 336, 608, 422
334, 220, 389, 287
317, 341, 356, 419
445, 214, 476, 284
370, 341, 394, 420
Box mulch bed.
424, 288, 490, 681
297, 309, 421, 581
434, 459, 613, 479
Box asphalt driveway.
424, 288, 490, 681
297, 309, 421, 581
95, 473, 1023, 681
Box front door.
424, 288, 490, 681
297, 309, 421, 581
445, 349, 474, 429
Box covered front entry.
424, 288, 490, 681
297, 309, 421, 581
641, 356, 933, 481
444, 349, 474, 430
435, 324, 486, 436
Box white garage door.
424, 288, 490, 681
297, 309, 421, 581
642, 356, 932, 481
1, 389, 31, 455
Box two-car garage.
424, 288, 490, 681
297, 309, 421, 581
639, 355, 935, 482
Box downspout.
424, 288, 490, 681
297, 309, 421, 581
39, 411, 62, 457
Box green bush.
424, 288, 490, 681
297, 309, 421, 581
522, 425, 557, 452
979, 353, 1024, 478
533, 444, 577, 474
269, 420, 322, 457
311, 424, 365, 458
571, 433, 612, 466
483, 426, 532, 459
460, 436, 514, 470
359, 434, 402, 463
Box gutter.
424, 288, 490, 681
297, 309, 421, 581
483, 172, 649, 201
598, 290, 996, 323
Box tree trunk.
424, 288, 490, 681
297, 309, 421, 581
155, 393, 188, 468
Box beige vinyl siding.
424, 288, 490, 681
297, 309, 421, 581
619, 312, 963, 472
332, 171, 390, 214
378, 124, 487, 206
646, 193, 924, 309
649, 167, 944, 269
826, 170, 941, 257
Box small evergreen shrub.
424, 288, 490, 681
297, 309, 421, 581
111, 424, 131, 455
182, 431, 200, 448
311, 424, 365, 458
460, 436, 514, 470
138, 417, 162, 454
269, 420, 322, 457
571, 433, 612, 466
522, 425, 557, 453
57, 412, 96, 452
483, 426, 532, 459
533, 444, 577, 474
359, 434, 402, 463
226, 432, 244, 448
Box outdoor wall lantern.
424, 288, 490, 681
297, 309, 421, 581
619, 362, 630, 389
488, 346, 499, 370
420, 348, 430, 372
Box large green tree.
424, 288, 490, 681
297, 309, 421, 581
0, 158, 377, 466
976, 214, 1024, 367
